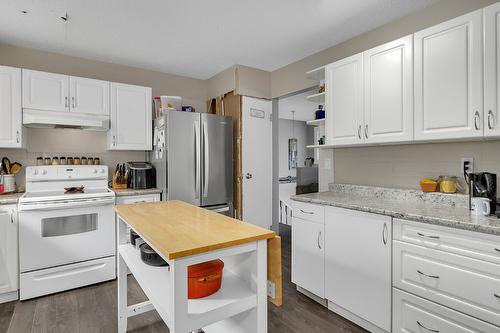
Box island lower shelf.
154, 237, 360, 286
119, 243, 257, 328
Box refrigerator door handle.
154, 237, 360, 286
194, 121, 200, 199
203, 121, 209, 198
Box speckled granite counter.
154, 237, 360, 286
292, 185, 500, 236
0, 192, 24, 205
112, 188, 162, 197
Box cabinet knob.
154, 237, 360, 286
364, 124, 368, 139
245, 173, 252, 179
65, 96, 69, 108
16, 131, 20, 143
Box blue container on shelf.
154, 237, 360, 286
315, 105, 325, 120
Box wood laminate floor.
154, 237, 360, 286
0, 224, 366, 333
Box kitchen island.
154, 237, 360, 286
114, 200, 276, 333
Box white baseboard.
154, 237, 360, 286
327, 300, 388, 333
296, 286, 327, 307
0, 290, 19, 304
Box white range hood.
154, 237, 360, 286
23, 109, 109, 131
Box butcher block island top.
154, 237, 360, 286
114, 200, 276, 260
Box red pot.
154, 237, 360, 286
187, 259, 224, 299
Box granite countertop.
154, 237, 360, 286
0, 192, 24, 205
291, 184, 500, 236
112, 188, 162, 197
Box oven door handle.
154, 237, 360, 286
19, 197, 115, 211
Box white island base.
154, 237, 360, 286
117, 216, 269, 333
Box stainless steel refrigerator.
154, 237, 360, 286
151, 111, 233, 215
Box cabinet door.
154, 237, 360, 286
414, 10, 483, 141
0, 206, 18, 294
69, 76, 110, 115
364, 35, 413, 143
108, 83, 152, 150
22, 69, 69, 112
325, 207, 391, 332
484, 2, 500, 137
326, 54, 364, 146
291, 217, 324, 298
0, 66, 22, 148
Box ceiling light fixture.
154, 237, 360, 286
60, 12, 69, 22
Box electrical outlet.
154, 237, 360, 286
461, 157, 474, 179
267, 280, 276, 299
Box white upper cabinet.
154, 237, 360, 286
22, 69, 69, 112
484, 2, 500, 137
0, 66, 22, 148
326, 54, 364, 146
414, 10, 483, 141
108, 83, 152, 150
69, 76, 110, 115
364, 35, 413, 143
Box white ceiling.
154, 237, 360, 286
0, 0, 435, 80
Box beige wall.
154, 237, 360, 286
333, 141, 500, 196
270, 0, 499, 98
0, 43, 207, 112
206, 65, 271, 100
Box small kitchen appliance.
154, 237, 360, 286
126, 162, 156, 189
472, 172, 497, 214
18, 165, 116, 300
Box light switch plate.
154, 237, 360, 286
324, 158, 332, 170
267, 280, 276, 299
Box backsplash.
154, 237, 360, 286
0, 127, 146, 189
331, 140, 500, 197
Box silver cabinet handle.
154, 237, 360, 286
382, 223, 388, 245
72, 96, 76, 108
65, 96, 69, 108
112, 135, 116, 146
488, 110, 495, 130
10, 211, 14, 224
417, 270, 439, 279
495, 248, 500, 253
357, 125, 362, 139
364, 124, 368, 139
16, 130, 20, 143
417, 232, 440, 239
474, 111, 480, 130
494, 293, 500, 299
300, 209, 314, 214
317, 231, 322, 249
417, 321, 439, 333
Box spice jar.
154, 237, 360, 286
44, 157, 52, 165
36, 157, 44, 166
52, 157, 60, 165
60, 157, 66, 165
94, 157, 100, 165
74, 157, 81, 165
87, 157, 94, 165
81, 157, 87, 165
67, 157, 74, 165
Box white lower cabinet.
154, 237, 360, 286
291, 216, 325, 298
393, 288, 500, 333
0, 204, 18, 303
325, 207, 392, 332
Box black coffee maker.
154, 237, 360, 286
472, 172, 497, 214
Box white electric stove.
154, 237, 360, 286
18, 165, 116, 300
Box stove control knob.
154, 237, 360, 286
92, 169, 98, 174
32, 169, 38, 175
100, 169, 105, 174
41, 169, 47, 175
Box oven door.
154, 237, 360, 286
19, 198, 115, 272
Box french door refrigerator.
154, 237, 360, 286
151, 111, 233, 216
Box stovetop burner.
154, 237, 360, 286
64, 186, 85, 194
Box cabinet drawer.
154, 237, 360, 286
115, 194, 160, 205
393, 288, 500, 333
394, 219, 500, 265
292, 201, 324, 224
394, 240, 500, 325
